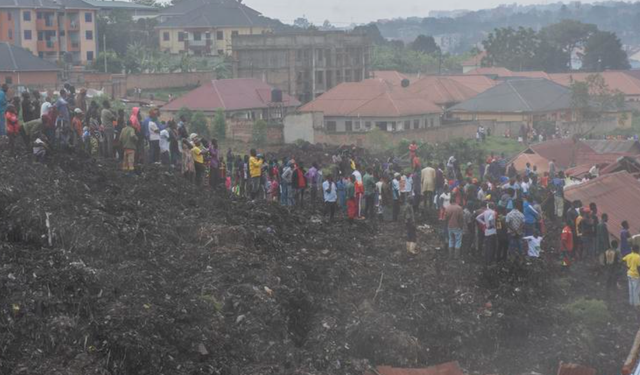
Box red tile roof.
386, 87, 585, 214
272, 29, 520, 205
366, 362, 464, 375
510, 152, 553, 174
528, 138, 596, 169
408, 76, 482, 105
549, 71, 640, 97
162, 78, 300, 112
564, 171, 640, 240
444, 75, 498, 94
299, 78, 442, 117
372, 70, 410, 84
465, 67, 514, 76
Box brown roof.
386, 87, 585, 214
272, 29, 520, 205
366, 362, 464, 375
557, 362, 596, 375
549, 71, 640, 97
444, 75, 498, 94
162, 78, 300, 112
528, 138, 596, 169
299, 78, 442, 117
408, 76, 482, 105
465, 67, 514, 76
582, 140, 640, 154
564, 171, 640, 240
372, 70, 410, 85
510, 152, 552, 174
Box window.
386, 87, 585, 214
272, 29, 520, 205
365, 121, 372, 129
355, 121, 361, 130
429, 118, 434, 127
23, 11, 30, 21
205, 32, 211, 39
325, 121, 336, 132
317, 49, 323, 61
24, 30, 31, 40
231, 30, 239, 37
193, 32, 201, 41
404, 120, 410, 131
85, 12, 92, 22
38, 31, 43, 41
8, 29, 12, 39
5, 76, 12, 84
315, 71, 323, 85
178, 32, 185, 42
414, 119, 419, 129
85, 30, 93, 40
163, 32, 169, 41
7, 12, 11, 20
59, 30, 65, 36
345, 121, 353, 132
86, 51, 94, 61
216, 31, 223, 40
37, 12, 42, 19
217, 49, 224, 55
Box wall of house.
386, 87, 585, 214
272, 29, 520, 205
226, 119, 283, 145
453, 112, 528, 123
18, 9, 37, 53
78, 9, 96, 64
283, 111, 323, 143
158, 26, 269, 55
0, 10, 15, 43
1, 71, 58, 86
321, 115, 441, 133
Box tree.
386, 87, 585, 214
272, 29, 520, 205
213, 108, 226, 140
352, 23, 387, 46
91, 50, 124, 73
176, 107, 194, 123
190, 111, 209, 138
252, 119, 267, 147
540, 20, 597, 69
293, 16, 312, 29
410, 35, 440, 54
482, 27, 540, 71
571, 74, 627, 120
582, 30, 630, 71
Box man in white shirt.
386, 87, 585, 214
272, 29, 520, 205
476, 202, 497, 265
148, 118, 160, 163
323, 175, 337, 221
159, 128, 171, 165
352, 168, 362, 183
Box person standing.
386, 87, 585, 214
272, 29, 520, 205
560, 221, 574, 267
5, 104, 20, 153
444, 196, 464, 259
623, 245, 640, 307
281, 162, 293, 206
596, 213, 611, 257
323, 174, 337, 222
346, 175, 357, 222
147, 109, 160, 163
477, 202, 498, 265
100, 100, 115, 158
621, 220, 632, 257
191, 136, 206, 186
363, 168, 376, 220
208, 139, 220, 188
249, 149, 263, 200
506, 200, 525, 257
404, 199, 417, 254
421, 163, 436, 211
0, 83, 8, 136
392, 173, 401, 222
159, 125, 171, 166
604, 240, 620, 295
292, 162, 307, 207
119, 121, 137, 173
306, 163, 319, 206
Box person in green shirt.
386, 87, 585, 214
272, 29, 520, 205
22, 118, 43, 145
363, 167, 376, 220
119, 122, 138, 172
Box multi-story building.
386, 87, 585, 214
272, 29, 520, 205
156, 0, 271, 57
232, 31, 372, 103
0, 0, 97, 65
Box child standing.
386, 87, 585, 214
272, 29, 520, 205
523, 230, 543, 258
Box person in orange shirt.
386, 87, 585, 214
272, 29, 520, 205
540, 172, 549, 188
72, 108, 84, 148
561, 222, 574, 267
5, 104, 21, 153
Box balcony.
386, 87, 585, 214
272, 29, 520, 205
38, 40, 58, 51
66, 20, 79, 30
36, 18, 57, 30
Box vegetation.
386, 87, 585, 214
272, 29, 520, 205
252, 120, 268, 147
570, 74, 626, 120
190, 111, 209, 139
137, 87, 195, 102
213, 109, 226, 140
481, 21, 629, 72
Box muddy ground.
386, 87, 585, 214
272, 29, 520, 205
0, 144, 637, 375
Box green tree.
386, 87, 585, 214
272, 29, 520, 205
190, 111, 209, 138
213, 108, 226, 140
91, 50, 124, 73
176, 107, 194, 123
252, 119, 268, 147
410, 35, 440, 54
571, 74, 627, 120
293, 16, 312, 29
582, 30, 630, 71
540, 20, 597, 69
353, 23, 388, 46
482, 26, 540, 71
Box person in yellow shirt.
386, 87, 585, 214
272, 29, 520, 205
248, 148, 263, 200
623, 245, 640, 306
191, 136, 206, 186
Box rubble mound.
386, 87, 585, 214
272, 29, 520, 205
0, 149, 634, 375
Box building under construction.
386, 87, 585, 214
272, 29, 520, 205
232, 30, 372, 104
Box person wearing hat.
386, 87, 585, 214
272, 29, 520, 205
248, 148, 264, 200
71, 108, 84, 149
191, 136, 206, 186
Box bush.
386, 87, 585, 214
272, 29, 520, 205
176, 107, 194, 123
190, 111, 210, 139
367, 128, 389, 152
563, 298, 612, 327
252, 119, 267, 147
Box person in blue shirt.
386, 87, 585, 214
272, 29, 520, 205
523, 197, 540, 237
0, 84, 8, 136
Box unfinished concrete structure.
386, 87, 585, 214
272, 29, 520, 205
232, 31, 371, 104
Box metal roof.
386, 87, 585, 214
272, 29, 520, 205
564, 171, 640, 240
365, 362, 464, 375
161, 78, 300, 112
448, 79, 573, 114
444, 74, 498, 94
582, 140, 640, 154
0, 42, 59, 72
299, 78, 442, 118
0, 0, 95, 9
157, 0, 267, 28
83, 0, 157, 10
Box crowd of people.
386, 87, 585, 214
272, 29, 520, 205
2, 84, 640, 308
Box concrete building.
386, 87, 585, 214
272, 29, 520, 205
83, 0, 158, 20
156, 0, 271, 57
232, 31, 372, 103
0, 0, 98, 65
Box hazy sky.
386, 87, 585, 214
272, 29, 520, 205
239, 0, 600, 25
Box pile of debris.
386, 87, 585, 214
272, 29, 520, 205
0, 147, 634, 375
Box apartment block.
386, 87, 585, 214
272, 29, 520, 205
0, 0, 98, 65
157, 0, 271, 57
232, 31, 372, 103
